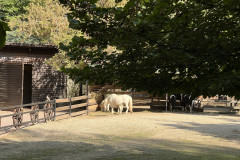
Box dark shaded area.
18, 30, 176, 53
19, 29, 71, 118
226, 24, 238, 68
23, 64, 32, 105
162, 117, 240, 141
1, 129, 240, 160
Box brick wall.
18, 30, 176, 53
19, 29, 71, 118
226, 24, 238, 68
32, 62, 66, 102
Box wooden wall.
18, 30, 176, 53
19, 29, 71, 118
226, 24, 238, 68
0, 63, 22, 107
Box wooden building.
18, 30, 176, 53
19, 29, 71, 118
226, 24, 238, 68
0, 43, 66, 107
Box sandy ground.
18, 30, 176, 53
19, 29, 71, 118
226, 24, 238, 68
1, 107, 240, 160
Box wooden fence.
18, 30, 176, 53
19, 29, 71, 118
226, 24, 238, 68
55, 95, 89, 120
0, 95, 95, 130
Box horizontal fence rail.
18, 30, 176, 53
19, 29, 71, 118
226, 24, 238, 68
0, 100, 54, 111
0, 95, 96, 131
54, 95, 89, 121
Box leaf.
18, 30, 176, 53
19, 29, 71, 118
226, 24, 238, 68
223, 0, 235, 5
0, 25, 6, 49
0, 21, 11, 31
115, 0, 123, 3
0, 20, 10, 49
133, 18, 141, 25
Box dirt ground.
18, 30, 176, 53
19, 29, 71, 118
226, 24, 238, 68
1, 106, 240, 160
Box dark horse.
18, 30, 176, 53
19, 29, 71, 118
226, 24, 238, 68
181, 94, 193, 111
169, 94, 193, 112
169, 94, 176, 111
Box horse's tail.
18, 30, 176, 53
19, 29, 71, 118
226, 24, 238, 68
129, 96, 133, 113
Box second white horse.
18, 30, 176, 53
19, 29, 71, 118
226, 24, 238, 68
101, 94, 133, 114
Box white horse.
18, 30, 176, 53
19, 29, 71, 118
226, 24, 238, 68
100, 94, 133, 114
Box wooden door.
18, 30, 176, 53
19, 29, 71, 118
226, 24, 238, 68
0, 63, 23, 107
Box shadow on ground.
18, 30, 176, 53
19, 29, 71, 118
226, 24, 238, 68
162, 120, 240, 141
1, 128, 240, 160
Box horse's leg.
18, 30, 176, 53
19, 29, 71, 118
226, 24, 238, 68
107, 104, 110, 112
120, 105, 123, 114
173, 98, 176, 111
103, 105, 106, 112
111, 107, 115, 114
103, 104, 106, 112
117, 106, 120, 114
182, 101, 187, 111
125, 104, 129, 114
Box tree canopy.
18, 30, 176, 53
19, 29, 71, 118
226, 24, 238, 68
0, 15, 10, 49
0, 0, 31, 17
55, 0, 240, 97
0, 0, 33, 43
1, 0, 79, 45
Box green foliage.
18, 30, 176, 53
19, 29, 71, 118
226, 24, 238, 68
8, 0, 80, 45
67, 77, 81, 97
0, 0, 31, 18
0, 0, 39, 43
0, 15, 10, 49
60, 0, 240, 97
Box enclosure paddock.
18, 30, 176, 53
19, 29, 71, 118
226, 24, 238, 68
1, 112, 240, 159
1, 97, 240, 159
1, 95, 239, 133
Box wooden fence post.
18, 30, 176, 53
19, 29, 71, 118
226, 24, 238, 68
166, 93, 168, 112
54, 99, 56, 121
69, 96, 72, 117
86, 81, 89, 115
21, 61, 24, 106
